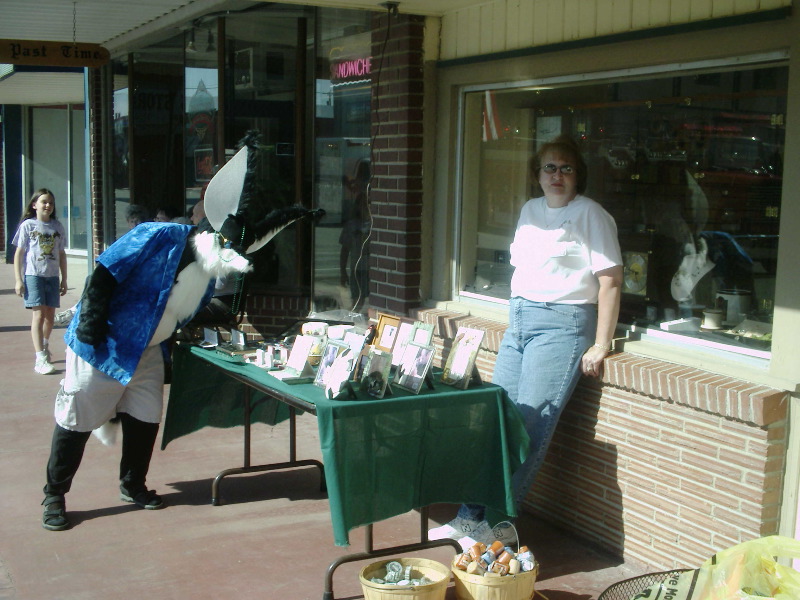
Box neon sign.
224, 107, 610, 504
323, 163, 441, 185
330, 57, 372, 82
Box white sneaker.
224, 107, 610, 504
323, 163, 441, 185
489, 520, 518, 546
54, 308, 75, 327
34, 357, 56, 375
428, 516, 492, 542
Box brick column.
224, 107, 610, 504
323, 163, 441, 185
88, 67, 105, 260
369, 12, 425, 315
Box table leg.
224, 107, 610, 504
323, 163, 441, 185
321, 506, 461, 600
211, 387, 325, 505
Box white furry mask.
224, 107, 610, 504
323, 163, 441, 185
192, 231, 253, 279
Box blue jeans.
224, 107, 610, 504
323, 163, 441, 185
457, 298, 595, 523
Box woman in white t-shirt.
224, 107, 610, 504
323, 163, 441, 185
430, 136, 623, 547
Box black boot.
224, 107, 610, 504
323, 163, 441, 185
118, 413, 163, 509
42, 425, 91, 530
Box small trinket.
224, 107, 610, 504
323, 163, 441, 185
488, 540, 504, 556
508, 558, 521, 575
496, 550, 513, 565
468, 542, 486, 561
466, 560, 485, 575
490, 561, 510, 575
455, 553, 472, 570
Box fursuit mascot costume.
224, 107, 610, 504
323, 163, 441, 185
41, 132, 323, 531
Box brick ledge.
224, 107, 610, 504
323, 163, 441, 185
409, 307, 788, 426
602, 352, 788, 426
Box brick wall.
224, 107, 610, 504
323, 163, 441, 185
368, 13, 426, 316
238, 292, 311, 339
412, 307, 789, 569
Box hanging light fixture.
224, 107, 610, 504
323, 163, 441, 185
186, 27, 197, 53
206, 29, 215, 53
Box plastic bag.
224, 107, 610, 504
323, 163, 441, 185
632, 536, 800, 600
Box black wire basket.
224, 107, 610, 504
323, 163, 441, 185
598, 569, 693, 600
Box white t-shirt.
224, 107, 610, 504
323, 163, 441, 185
12, 218, 66, 278
509, 195, 622, 304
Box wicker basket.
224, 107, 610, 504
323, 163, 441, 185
598, 570, 693, 600
359, 557, 451, 600
451, 557, 538, 600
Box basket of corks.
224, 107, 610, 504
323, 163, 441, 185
451, 526, 538, 600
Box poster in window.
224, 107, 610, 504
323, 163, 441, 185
194, 147, 214, 182
234, 48, 253, 89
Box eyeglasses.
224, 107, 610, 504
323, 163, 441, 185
541, 163, 575, 175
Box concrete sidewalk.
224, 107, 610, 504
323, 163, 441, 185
0, 255, 646, 600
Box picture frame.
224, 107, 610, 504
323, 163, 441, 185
393, 341, 435, 394
314, 340, 350, 388
269, 334, 316, 382
390, 319, 434, 366
320, 346, 358, 399
389, 318, 414, 366
441, 327, 485, 389
359, 347, 393, 398
374, 313, 401, 353
351, 349, 371, 383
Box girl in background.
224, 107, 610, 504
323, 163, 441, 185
13, 189, 68, 374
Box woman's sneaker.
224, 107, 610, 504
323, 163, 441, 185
54, 307, 76, 327
428, 516, 491, 543
34, 356, 56, 375
489, 521, 518, 546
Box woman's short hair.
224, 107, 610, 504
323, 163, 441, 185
532, 135, 588, 195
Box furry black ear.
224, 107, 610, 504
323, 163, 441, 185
76, 264, 117, 346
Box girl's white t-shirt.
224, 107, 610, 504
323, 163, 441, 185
509, 195, 622, 304
12, 218, 66, 278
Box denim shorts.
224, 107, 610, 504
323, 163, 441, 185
24, 275, 61, 309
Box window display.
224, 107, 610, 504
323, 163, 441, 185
459, 62, 787, 355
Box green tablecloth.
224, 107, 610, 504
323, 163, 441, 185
164, 344, 530, 547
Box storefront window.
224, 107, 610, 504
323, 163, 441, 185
30, 104, 87, 251
459, 61, 787, 356
223, 8, 311, 291
185, 21, 219, 220
312, 8, 373, 315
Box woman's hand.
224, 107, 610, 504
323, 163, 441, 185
581, 344, 608, 377
14, 280, 25, 297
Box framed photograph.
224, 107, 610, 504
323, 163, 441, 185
321, 347, 358, 399
351, 349, 371, 383
390, 318, 414, 366
269, 334, 316, 381
394, 342, 435, 394
360, 347, 393, 398
374, 313, 401, 353
391, 319, 434, 366
410, 321, 434, 346
314, 340, 349, 388
441, 327, 485, 389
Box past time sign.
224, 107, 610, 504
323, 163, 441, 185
0, 39, 110, 68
